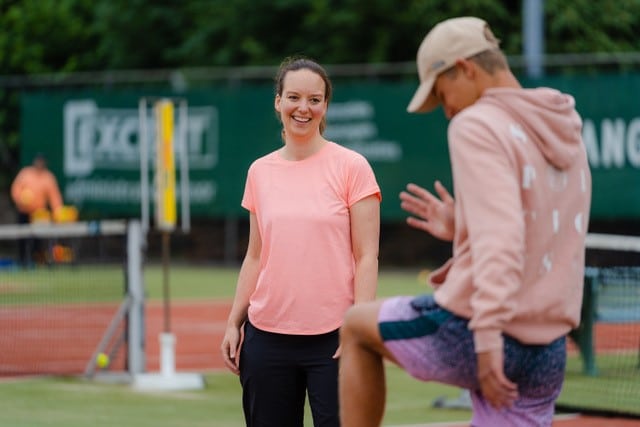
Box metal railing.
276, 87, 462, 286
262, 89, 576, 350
2, 52, 640, 89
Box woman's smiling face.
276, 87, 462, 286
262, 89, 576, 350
275, 68, 327, 140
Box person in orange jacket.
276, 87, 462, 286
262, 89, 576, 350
10, 153, 64, 265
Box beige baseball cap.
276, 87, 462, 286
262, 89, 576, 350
407, 17, 500, 113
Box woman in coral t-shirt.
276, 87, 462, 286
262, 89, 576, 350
221, 56, 381, 427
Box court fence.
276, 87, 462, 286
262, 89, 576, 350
0, 219, 145, 379
558, 233, 640, 417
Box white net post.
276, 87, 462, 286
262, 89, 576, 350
139, 99, 151, 235
127, 219, 145, 376
178, 99, 191, 233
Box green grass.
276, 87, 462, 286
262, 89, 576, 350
0, 365, 469, 427
143, 264, 432, 301
0, 265, 126, 304
558, 353, 640, 416
144, 264, 242, 300
0, 263, 432, 303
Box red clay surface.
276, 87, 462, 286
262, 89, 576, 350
2, 300, 639, 426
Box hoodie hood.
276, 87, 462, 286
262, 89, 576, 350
481, 87, 583, 170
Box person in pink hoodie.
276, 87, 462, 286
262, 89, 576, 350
338, 17, 592, 427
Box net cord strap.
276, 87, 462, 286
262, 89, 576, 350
586, 233, 640, 252
0, 220, 127, 239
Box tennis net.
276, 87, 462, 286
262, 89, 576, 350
558, 233, 640, 417
0, 220, 144, 378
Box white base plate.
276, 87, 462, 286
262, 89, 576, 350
132, 372, 205, 391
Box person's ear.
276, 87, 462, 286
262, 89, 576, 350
274, 94, 281, 113
456, 58, 475, 79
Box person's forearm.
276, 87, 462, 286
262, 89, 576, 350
353, 254, 378, 304
226, 256, 260, 328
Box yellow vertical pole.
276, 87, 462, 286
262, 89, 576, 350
154, 99, 176, 334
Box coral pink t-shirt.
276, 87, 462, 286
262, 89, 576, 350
242, 141, 381, 335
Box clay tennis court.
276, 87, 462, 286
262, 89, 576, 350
2, 299, 639, 426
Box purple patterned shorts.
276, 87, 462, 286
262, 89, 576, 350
379, 294, 566, 427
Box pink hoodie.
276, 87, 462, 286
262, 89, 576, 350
429, 87, 592, 353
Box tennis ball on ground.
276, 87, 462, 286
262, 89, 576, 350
96, 352, 110, 369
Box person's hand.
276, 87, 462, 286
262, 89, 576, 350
221, 325, 243, 375
476, 349, 518, 409
332, 344, 341, 359
399, 181, 455, 241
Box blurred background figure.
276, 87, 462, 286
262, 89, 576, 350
10, 153, 64, 265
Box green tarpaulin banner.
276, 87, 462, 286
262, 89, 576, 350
20, 73, 640, 221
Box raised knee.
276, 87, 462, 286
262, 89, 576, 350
342, 305, 360, 336
341, 301, 380, 344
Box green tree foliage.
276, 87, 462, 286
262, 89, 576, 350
0, 0, 638, 83
91, 0, 190, 69
167, 0, 519, 66
0, 0, 98, 187
0, 0, 98, 74
545, 0, 640, 53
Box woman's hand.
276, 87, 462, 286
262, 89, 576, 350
221, 324, 243, 375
